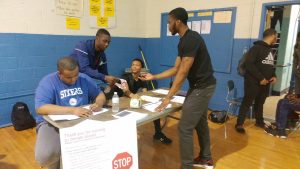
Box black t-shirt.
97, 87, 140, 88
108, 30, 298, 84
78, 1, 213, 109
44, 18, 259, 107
178, 29, 216, 88
122, 73, 147, 94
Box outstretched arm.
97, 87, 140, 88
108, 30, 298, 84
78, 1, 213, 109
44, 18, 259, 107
156, 56, 194, 111
140, 57, 181, 81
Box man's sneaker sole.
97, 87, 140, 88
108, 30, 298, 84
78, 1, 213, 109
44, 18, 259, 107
264, 129, 276, 137
277, 135, 287, 139
193, 164, 214, 169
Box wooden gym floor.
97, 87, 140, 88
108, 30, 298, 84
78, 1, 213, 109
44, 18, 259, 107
0, 111, 300, 169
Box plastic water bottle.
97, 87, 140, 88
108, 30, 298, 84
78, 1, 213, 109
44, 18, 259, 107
112, 92, 119, 113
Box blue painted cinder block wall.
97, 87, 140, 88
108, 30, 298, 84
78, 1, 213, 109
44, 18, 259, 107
0, 33, 254, 127
0, 33, 143, 127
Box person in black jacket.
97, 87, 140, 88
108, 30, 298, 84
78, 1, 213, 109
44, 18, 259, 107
110, 58, 172, 144
235, 29, 278, 133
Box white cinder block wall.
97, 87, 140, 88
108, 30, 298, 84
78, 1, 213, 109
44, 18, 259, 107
0, 0, 295, 38
142, 0, 295, 38
0, 0, 146, 37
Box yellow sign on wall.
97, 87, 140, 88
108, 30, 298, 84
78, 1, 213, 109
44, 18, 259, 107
90, 0, 101, 16
90, 5, 101, 16
104, 6, 114, 17
188, 12, 194, 17
66, 17, 80, 30
90, 0, 101, 4
104, 0, 114, 17
198, 11, 213, 17
97, 17, 108, 27
89, 0, 116, 28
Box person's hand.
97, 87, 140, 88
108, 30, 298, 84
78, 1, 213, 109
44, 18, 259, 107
121, 81, 131, 96
260, 78, 269, 85
121, 81, 129, 91
89, 103, 103, 112
105, 75, 118, 86
72, 107, 92, 117
155, 98, 171, 112
104, 86, 111, 93
286, 94, 296, 100
139, 73, 154, 81
269, 77, 277, 84
289, 97, 300, 104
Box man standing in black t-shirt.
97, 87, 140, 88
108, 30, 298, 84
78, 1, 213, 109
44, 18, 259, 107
141, 7, 216, 169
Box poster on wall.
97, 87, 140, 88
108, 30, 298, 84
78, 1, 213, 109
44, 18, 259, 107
192, 21, 201, 34
89, 0, 116, 28
201, 20, 211, 34
66, 17, 80, 30
55, 0, 83, 17
60, 118, 138, 169
213, 11, 232, 23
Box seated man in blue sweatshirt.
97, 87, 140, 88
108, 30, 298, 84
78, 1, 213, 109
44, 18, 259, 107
70, 28, 117, 86
265, 94, 300, 139
35, 56, 106, 169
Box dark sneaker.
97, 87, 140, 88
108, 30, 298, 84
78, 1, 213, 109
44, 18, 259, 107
264, 125, 277, 136
277, 129, 287, 139
153, 133, 172, 144
235, 124, 245, 134
255, 122, 266, 129
193, 156, 214, 169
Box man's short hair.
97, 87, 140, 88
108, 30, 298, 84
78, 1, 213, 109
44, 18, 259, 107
132, 58, 144, 68
96, 28, 110, 37
169, 7, 188, 25
263, 28, 277, 38
57, 56, 78, 72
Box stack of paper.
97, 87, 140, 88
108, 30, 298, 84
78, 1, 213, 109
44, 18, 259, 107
140, 95, 161, 103
152, 89, 169, 95
48, 106, 109, 121
171, 96, 185, 104
112, 110, 148, 121
142, 101, 172, 112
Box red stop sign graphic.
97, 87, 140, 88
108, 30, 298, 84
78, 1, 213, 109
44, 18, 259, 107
112, 152, 133, 169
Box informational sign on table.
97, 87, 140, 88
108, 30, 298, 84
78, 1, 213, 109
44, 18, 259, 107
60, 118, 138, 169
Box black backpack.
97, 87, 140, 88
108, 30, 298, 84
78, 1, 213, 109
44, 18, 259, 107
237, 52, 248, 76
11, 102, 36, 131
208, 110, 229, 124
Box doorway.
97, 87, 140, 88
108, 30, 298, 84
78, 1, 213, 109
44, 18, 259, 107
260, 2, 300, 121
262, 3, 300, 95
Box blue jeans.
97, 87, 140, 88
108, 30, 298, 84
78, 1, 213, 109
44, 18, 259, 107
179, 85, 216, 169
276, 99, 300, 129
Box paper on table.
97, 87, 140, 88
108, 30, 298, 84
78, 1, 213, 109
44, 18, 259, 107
48, 106, 109, 121
114, 79, 127, 90
171, 96, 185, 104
142, 101, 172, 112
140, 95, 161, 103
112, 110, 148, 121
152, 89, 169, 95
